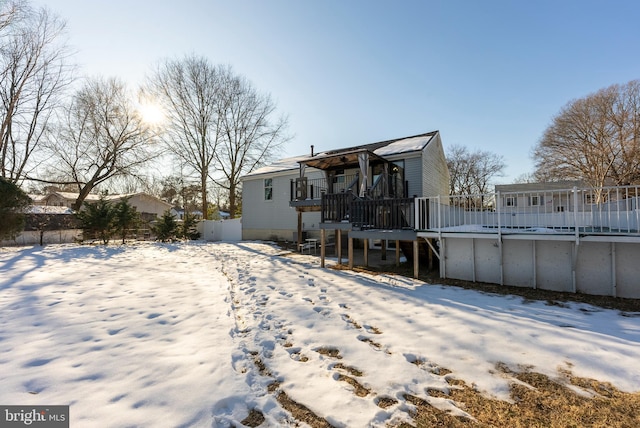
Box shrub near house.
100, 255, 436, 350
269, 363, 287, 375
0, 178, 31, 240
76, 195, 140, 245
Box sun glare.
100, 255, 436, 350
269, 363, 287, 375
138, 101, 165, 126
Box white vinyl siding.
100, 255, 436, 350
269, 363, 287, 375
421, 132, 450, 200
264, 178, 273, 201
403, 157, 422, 198
241, 170, 322, 240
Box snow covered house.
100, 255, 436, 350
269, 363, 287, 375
241, 131, 450, 269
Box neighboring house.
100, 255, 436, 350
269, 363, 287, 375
495, 181, 585, 213
170, 208, 204, 220
0, 205, 80, 246
37, 191, 172, 222
494, 181, 640, 214
39, 191, 102, 207
241, 130, 450, 269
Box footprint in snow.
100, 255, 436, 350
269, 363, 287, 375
313, 306, 331, 316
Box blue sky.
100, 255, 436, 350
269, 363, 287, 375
33, 0, 640, 183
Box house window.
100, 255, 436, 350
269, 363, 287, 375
529, 195, 543, 206
584, 193, 606, 204
332, 169, 346, 192
505, 196, 517, 207
264, 178, 273, 201
332, 169, 345, 184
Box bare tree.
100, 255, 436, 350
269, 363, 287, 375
45, 77, 158, 210
146, 58, 288, 219
144, 55, 222, 218
0, 0, 25, 31
212, 71, 288, 218
533, 80, 640, 190
513, 172, 538, 184
0, 1, 73, 182
446, 144, 505, 196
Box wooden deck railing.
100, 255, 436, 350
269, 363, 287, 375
321, 194, 415, 230
290, 177, 327, 201
290, 173, 361, 201
321, 192, 355, 223
351, 198, 415, 230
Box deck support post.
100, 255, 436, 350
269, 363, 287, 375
395, 240, 400, 267
440, 238, 446, 279
364, 239, 369, 267
337, 230, 342, 265
381, 239, 387, 260
297, 210, 303, 252
320, 228, 326, 268
348, 236, 354, 269
413, 239, 419, 278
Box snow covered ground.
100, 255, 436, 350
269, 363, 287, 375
0, 242, 638, 427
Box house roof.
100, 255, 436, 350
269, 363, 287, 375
44, 191, 101, 202
495, 181, 585, 192
243, 131, 438, 178
244, 155, 310, 178
39, 191, 172, 208
27, 205, 74, 214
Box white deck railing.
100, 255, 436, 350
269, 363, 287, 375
415, 185, 640, 236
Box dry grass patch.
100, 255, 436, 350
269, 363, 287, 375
410, 357, 453, 376
332, 362, 370, 396
249, 351, 271, 376
401, 394, 473, 427
366, 325, 383, 334
358, 335, 383, 350
376, 396, 398, 409
315, 346, 342, 359
333, 362, 364, 377
397, 366, 640, 428
240, 408, 265, 427
275, 388, 336, 428
265, 380, 336, 426
342, 313, 362, 329
336, 374, 371, 397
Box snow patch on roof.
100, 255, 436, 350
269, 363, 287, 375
49, 191, 101, 201
243, 155, 307, 177
27, 205, 74, 214
373, 134, 433, 156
